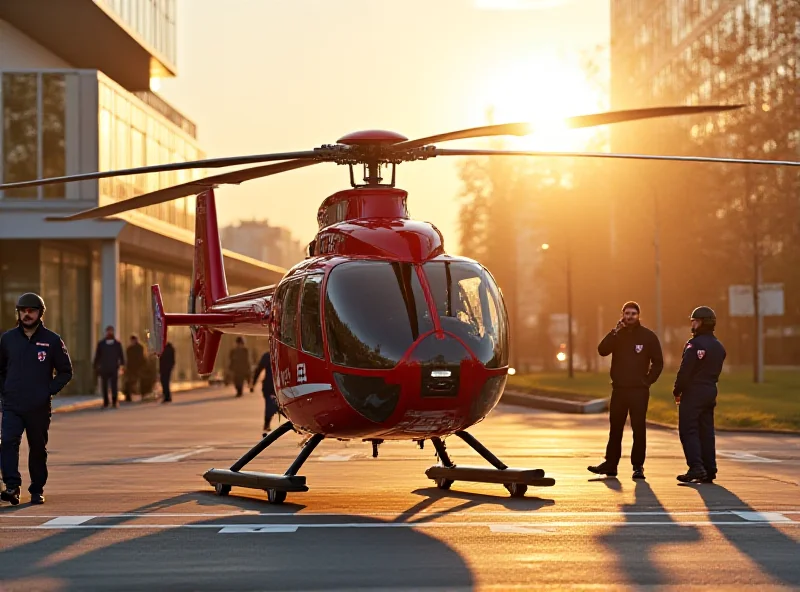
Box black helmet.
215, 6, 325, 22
16, 292, 46, 313
690, 306, 716, 328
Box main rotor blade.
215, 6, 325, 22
396, 105, 743, 150
432, 148, 800, 167
0, 150, 319, 191
45, 159, 319, 222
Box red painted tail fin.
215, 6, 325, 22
188, 189, 228, 375
148, 189, 230, 376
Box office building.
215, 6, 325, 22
0, 1, 284, 393
221, 220, 305, 272
609, 0, 799, 364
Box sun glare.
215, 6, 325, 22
474, 53, 607, 151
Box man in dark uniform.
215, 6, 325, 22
159, 341, 176, 403
0, 293, 72, 505
251, 350, 278, 436
674, 306, 726, 483
589, 301, 664, 480
93, 325, 125, 408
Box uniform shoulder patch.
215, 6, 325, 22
685, 342, 693, 349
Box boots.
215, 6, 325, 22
677, 466, 708, 483
588, 461, 618, 477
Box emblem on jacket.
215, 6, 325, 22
635, 344, 644, 353
37, 351, 47, 362
697, 350, 706, 359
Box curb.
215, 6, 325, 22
502, 390, 609, 414
53, 399, 104, 414
646, 418, 800, 437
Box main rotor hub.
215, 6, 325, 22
337, 130, 408, 146
316, 130, 435, 188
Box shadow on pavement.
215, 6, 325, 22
401, 486, 555, 523
688, 482, 800, 587
0, 492, 476, 591
597, 480, 701, 586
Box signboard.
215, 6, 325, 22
728, 284, 784, 317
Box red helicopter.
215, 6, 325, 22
4, 104, 796, 504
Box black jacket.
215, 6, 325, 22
0, 323, 73, 411
673, 330, 727, 396
252, 352, 274, 395
598, 322, 664, 388
160, 342, 175, 375
94, 338, 125, 376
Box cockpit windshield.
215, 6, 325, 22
422, 261, 509, 368
325, 261, 434, 369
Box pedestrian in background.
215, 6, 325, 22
228, 337, 251, 397
0, 293, 72, 505
159, 341, 175, 403
93, 325, 125, 409
124, 334, 145, 401
674, 306, 726, 483
589, 301, 663, 480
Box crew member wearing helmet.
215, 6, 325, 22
673, 306, 726, 483
0, 293, 73, 505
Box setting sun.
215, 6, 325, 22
471, 52, 608, 151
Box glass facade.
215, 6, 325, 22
118, 259, 268, 383
98, 72, 204, 231
96, 0, 177, 70
1, 72, 67, 199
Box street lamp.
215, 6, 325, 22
541, 242, 574, 379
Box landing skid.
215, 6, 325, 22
425, 431, 555, 498
203, 422, 323, 504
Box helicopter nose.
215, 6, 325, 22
408, 332, 475, 398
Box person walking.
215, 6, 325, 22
228, 337, 251, 397
93, 325, 125, 408
0, 293, 72, 505
124, 335, 145, 401
589, 301, 664, 480
159, 341, 176, 403
251, 349, 278, 436
674, 306, 726, 483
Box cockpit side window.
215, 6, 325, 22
300, 274, 324, 358
279, 279, 302, 347
422, 261, 508, 368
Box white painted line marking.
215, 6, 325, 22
490, 525, 556, 534
219, 525, 299, 534
718, 450, 780, 463
732, 512, 793, 522
1, 509, 799, 521
42, 516, 96, 527
320, 453, 359, 461
134, 447, 214, 463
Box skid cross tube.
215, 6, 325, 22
455, 430, 508, 470
431, 437, 455, 468
286, 434, 325, 476
230, 421, 294, 472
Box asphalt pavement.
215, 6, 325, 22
0, 385, 797, 591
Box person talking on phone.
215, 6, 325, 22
589, 301, 663, 480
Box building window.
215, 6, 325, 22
1, 73, 66, 199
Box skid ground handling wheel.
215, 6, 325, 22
425, 432, 555, 498
204, 424, 554, 504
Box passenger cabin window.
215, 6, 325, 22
279, 279, 301, 347
300, 275, 324, 358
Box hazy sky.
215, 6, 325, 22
159, 0, 610, 253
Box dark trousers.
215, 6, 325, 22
263, 390, 277, 429
234, 377, 245, 397
679, 389, 717, 474
605, 387, 650, 467
160, 371, 172, 401
100, 373, 119, 407
1, 404, 51, 494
